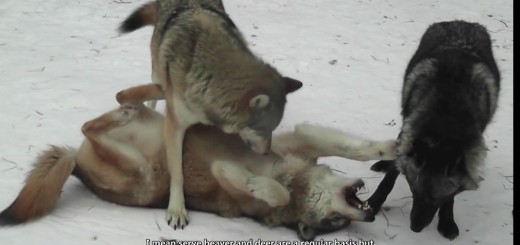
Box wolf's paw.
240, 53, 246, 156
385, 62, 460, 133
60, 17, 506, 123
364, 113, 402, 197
115, 90, 126, 104
165, 203, 189, 230
247, 177, 290, 207
438, 219, 459, 240
113, 104, 139, 125
370, 160, 396, 173
81, 121, 98, 133
355, 140, 397, 161
375, 140, 397, 160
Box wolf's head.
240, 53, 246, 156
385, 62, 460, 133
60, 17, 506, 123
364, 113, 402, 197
290, 165, 375, 241
220, 77, 302, 155
396, 127, 485, 232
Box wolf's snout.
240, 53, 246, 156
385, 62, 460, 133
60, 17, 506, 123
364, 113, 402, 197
240, 132, 272, 155
410, 223, 425, 232
409, 197, 438, 232
250, 138, 271, 155
410, 213, 434, 232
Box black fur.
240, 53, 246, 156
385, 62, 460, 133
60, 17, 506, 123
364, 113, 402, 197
368, 20, 500, 240
119, 2, 156, 33
367, 161, 399, 214
0, 209, 21, 226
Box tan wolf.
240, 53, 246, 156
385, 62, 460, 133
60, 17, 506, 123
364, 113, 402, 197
118, 0, 303, 229
0, 85, 395, 241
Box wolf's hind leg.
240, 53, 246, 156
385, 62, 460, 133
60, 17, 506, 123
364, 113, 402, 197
116, 83, 164, 105
81, 104, 146, 173
211, 160, 290, 207
288, 123, 396, 161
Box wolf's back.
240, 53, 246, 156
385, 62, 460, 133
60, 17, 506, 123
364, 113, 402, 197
406, 20, 500, 82
400, 20, 500, 143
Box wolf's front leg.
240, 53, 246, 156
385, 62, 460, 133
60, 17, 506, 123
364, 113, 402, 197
286, 123, 396, 161
437, 197, 459, 240
211, 160, 290, 208
164, 110, 189, 229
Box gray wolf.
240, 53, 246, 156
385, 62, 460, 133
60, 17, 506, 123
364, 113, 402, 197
118, 0, 302, 228
0, 94, 396, 241
367, 20, 500, 240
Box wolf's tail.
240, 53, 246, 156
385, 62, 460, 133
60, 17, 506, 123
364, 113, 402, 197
119, 1, 157, 33
0, 146, 77, 225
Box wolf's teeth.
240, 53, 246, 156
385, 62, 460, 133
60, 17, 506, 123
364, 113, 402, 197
357, 204, 362, 209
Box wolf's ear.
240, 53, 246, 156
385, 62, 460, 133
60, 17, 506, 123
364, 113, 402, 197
249, 94, 270, 109
283, 77, 303, 94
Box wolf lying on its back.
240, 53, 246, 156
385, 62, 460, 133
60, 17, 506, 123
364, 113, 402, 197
118, 0, 303, 229
0, 87, 396, 241
368, 20, 500, 240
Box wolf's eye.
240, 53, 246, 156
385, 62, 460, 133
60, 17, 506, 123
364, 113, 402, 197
327, 212, 343, 221
406, 150, 416, 157
321, 212, 346, 228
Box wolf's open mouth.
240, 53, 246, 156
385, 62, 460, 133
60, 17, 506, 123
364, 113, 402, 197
344, 183, 371, 211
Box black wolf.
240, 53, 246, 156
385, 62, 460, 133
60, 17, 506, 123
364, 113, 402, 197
367, 20, 500, 240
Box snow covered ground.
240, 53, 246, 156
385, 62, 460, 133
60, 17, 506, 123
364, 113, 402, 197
0, 0, 513, 244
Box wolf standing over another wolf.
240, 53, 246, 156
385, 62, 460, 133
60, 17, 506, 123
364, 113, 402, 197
367, 20, 500, 240
117, 0, 302, 229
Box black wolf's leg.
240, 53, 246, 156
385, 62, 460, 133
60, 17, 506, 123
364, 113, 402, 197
367, 160, 399, 214
437, 196, 459, 240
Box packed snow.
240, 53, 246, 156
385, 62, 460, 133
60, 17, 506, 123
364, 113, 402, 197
0, 0, 513, 244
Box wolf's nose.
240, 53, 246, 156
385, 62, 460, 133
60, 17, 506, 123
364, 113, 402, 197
249, 138, 271, 155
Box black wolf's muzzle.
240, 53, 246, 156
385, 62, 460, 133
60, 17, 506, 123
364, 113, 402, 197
410, 196, 439, 232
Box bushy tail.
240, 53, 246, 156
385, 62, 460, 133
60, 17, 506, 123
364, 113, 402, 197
0, 146, 77, 225
119, 1, 157, 33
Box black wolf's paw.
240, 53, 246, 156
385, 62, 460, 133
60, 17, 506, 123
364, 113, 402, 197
370, 160, 395, 173
438, 219, 459, 240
